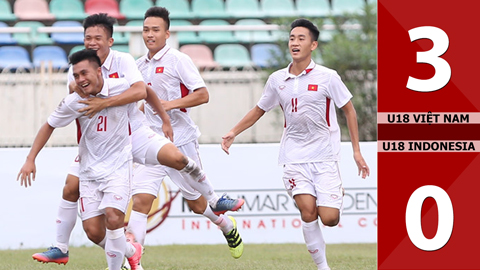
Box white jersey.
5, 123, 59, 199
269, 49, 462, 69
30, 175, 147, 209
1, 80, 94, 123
257, 60, 352, 165
48, 78, 134, 181
136, 44, 204, 146
67, 49, 147, 132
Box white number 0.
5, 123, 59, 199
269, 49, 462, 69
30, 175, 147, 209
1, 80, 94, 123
407, 26, 451, 92
405, 185, 454, 251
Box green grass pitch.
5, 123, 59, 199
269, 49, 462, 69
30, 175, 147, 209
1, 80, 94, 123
0, 243, 376, 270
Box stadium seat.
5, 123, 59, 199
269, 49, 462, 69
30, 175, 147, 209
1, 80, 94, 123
198, 20, 237, 44
49, 0, 89, 20
155, 0, 192, 19
13, 0, 55, 21
296, 0, 331, 17
120, 0, 153, 20
50, 21, 84, 45
33, 45, 69, 69
260, 0, 297, 18
0, 46, 33, 70
0, 0, 17, 22
123, 20, 143, 41
13, 21, 54, 46
179, 44, 219, 70
331, 0, 366, 16
0, 22, 17, 45
69, 45, 85, 56
234, 19, 275, 43
85, 0, 126, 20
251, 43, 282, 68
214, 44, 252, 68
112, 23, 129, 45
170, 20, 201, 44
225, 0, 264, 18
191, 0, 229, 19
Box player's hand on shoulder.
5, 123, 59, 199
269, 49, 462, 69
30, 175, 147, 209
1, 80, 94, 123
354, 151, 369, 179
78, 97, 108, 118
17, 160, 36, 188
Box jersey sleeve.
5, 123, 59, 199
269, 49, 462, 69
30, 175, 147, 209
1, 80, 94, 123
327, 71, 353, 108
47, 94, 83, 128
175, 54, 206, 91
118, 53, 144, 86
257, 76, 279, 112
66, 66, 74, 93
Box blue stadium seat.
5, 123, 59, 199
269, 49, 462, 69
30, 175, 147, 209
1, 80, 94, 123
50, 21, 84, 45
225, 0, 264, 18
120, 0, 153, 20
0, 0, 17, 21
170, 20, 201, 44
156, 0, 192, 19
191, 0, 229, 19
33, 45, 69, 69
13, 21, 54, 46
234, 19, 275, 43
296, 0, 331, 17
0, 21, 17, 45
251, 43, 282, 68
261, 0, 297, 18
0, 46, 33, 70
198, 20, 237, 44
214, 44, 252, 68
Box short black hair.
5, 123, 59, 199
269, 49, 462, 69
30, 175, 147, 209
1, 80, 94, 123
291, 18, 319, 41
144, 7, 170, 29
69, 49, 101, 68
83, 13, 117, 38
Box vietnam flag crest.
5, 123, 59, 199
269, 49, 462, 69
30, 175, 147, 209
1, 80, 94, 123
109, 72, 119, 78
308, 84, 318, 91
156, 67, 164, 73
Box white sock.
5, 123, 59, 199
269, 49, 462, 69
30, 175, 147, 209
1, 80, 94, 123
97, 237, 106, 249
203, 206, 233, 234
302, 220, 329, 270
179, 157, 219, 207
127, 210, 148, 245
105, 228, 126, 270
55, 199, 78, 253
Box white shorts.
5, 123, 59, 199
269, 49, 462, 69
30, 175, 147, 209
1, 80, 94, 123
132, 125, 172, 165
78, 160, 132, 221
132, 140, 202, 201
68, 155, 80, 178
282, 162, 343, 209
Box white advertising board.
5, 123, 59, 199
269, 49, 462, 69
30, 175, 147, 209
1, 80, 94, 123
0, 142, 376, 250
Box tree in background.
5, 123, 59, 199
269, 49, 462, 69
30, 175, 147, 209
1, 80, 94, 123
268, 2, 377, 141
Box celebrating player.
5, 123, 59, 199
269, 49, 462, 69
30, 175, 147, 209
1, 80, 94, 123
18, 49, 143, 270
221, 19, 370, 270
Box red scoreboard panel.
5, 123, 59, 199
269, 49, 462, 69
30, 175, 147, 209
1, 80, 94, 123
378, 1, 480, 269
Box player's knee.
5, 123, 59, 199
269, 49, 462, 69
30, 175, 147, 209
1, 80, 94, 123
62, 176, 80, 201
84, 225, 105, 244
320, 214, 340, 227
132, 195, 154, 214
300, 209, 318, 223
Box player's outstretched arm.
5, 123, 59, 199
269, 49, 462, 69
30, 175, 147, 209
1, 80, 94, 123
221, 106, 266, 155
145, 85, 173, 142
162, 87, 209, 112
341, 101, 370, 178
78, 81, 147, 118
17, 123, 55, 187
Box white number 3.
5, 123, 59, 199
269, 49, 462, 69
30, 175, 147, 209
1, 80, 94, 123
407, 26, 451, 92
